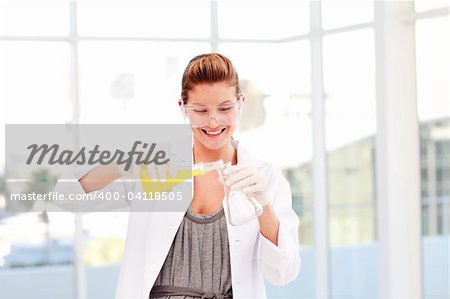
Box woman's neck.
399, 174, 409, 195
193, 140, 237, 165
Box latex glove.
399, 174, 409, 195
222, 164, 270, 206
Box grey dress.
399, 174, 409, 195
149, 203, 233, 299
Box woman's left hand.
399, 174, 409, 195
222, 164, 270, 206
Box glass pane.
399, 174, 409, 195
78, 41, 210, 123
329, 206, 375, 245
220, 41, 313, 298
0, 41, 74, 298
323, 30, 376, 153
218, 1, 310, 39
0, 212, 77, 298
0, 1, 69, 36
416, 17, 449, 122
0, 42, 71, 124
285, 166, 313, 246
416, 16, 450, 299
415, 0, 450, 12
323, 29, 377, 298
0, 41, 72, 167
321, 0, 373, 30
77, 1, 210, 38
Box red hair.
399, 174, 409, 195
181, 53, 241, 104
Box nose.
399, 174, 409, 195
205, 108, 222, 127
207, 114, 221, 127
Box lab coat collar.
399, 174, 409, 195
189, 136, 262, 168
234, 138, 265, 168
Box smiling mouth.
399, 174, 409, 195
201, 127, 226, 137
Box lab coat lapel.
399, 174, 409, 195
139, 137, 194, 297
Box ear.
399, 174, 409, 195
240, 94, 246, 103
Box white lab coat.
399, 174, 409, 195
55, 139, 301, 299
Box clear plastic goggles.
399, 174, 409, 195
181, 96, 244, 128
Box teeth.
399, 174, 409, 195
204, 129, 224, 135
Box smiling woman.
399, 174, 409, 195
118, 53, 301, 299
53, 53, 301, 299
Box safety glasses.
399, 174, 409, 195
180, 95, 244, 128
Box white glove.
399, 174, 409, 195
222, 164, 270, 206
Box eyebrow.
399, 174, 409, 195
219, 100, 233, 105
189, 100, 233, 106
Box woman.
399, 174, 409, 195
58, 53, 300, 298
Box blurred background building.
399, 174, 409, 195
0, 1, 449, 299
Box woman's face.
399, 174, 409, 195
184, 82, 241, 150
